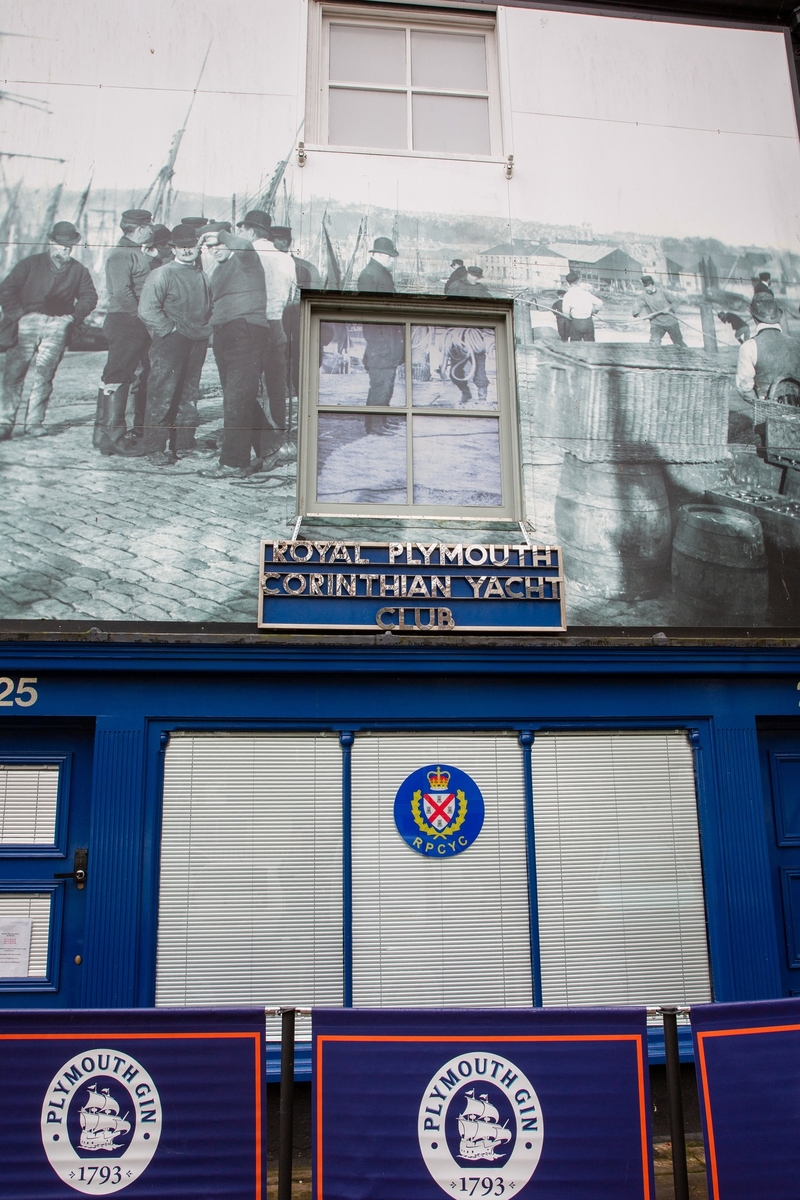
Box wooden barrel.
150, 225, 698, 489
671, 504, 768, 624
554, 455, 672, 599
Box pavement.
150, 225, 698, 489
654, 1141, 708, 1199
0, 350, 297, 624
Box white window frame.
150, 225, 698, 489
298, 294, 522, 520
305, 2, 504, 161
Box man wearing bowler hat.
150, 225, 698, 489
357, 236, 399, 295
0, 220, 97, 439
357, 238, 403, 432
94, 208, 154, 456
138, 224, 212, 461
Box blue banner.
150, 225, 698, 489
0, 1008, 265, 1199
313, 1007, 653, 1200
691, 998, 800, 1200
259, 541, 565, 633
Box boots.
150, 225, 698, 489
93, 388, 110, 450
94, 385, 146, 457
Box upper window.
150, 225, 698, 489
310, 5, 500, 156
299, 298, 520, 519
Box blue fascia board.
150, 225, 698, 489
0, 640, 798, 676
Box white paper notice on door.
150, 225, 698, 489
0, 917, 33, 977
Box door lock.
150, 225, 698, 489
54, 848, 88, 890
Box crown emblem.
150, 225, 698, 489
427, 767, 450, 790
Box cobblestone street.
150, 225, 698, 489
0, 350, 297, 623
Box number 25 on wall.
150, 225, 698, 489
0, 677, 38, 707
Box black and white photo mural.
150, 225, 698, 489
1, 0, 799, 628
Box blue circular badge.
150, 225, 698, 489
394, 763, 484, 858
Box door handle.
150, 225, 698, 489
54, 848, 88, 890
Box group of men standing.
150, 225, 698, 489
0, 207, 304, 479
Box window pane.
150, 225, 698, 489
320, 322, 406, 407
411, 31, 487, 91
0, 893, 51, 977
0, 765, 59, 844
329, 88, 407, 149
317, 413, 407, 504
411, 326, 497, 410
413, 415, 502, 506
412, 93, 490, 154
329, 25, 406, 85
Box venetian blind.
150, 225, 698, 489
0, 765, 59, 844
155, 733, 343, 1011
532, 731, 711, 1007
351, 734, 532, 1007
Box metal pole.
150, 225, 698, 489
662, 1007, 690, 1200
278, 1007, 296, 1200
518, 731, 542, 1006
340, 731, 354, 1007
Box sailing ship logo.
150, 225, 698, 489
77, 1084, 132, 1153
41, 1047, 162, 1194
456, 1088, 513, 1162
394, 763, 485, 857
418, 1052, 544, 1197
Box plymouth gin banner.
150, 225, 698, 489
313, 1007, 654, 1200
692, 999, 800, 1200
0, 1008, 266, 1198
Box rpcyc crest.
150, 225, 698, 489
41, 1047, 162, 1194
418, 1052, 544, 1197
394, 763, 484, 858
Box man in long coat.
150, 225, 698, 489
357, 238, 404, 433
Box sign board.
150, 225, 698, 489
313, 1007, 653, 1200
692, 998, 800, 1200
259, 542, 565, 633
0, 1008, 265, 1198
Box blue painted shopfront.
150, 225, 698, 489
0, 640, 797, 1029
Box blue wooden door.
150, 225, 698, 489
0, 720, 94, 1008
760, 728, 800, 996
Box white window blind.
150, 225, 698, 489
532, 732, 711, 1007
0, 765, 59, 844
0, 893, 51, 977
351, 734, 532, 1007
155, 733, 343, 1013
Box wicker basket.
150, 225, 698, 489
530, 343, 732, 462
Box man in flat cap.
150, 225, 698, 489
0, 220, 97, 439
561, 270, 602, 342
736, 292, 800, 421
632, 276, 685, 346
356, 238, 403, 432
143, 224, 173, 269
198, 227, 268, 477
237, 212, 296, 461
138, 224, 212, 461
94, 208, 154, 456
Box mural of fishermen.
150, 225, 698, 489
0, 221, 97, 439
199, 226, 268, 479
632, 276, 686, 346
95, 208, 154, 457
137, 224, 212, 462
